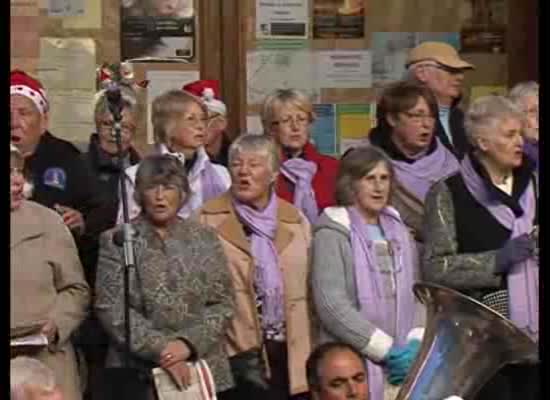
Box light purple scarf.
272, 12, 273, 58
460, 154, 538, 340
200, 158, 227, 201
233, 191, 284, 329
392, 138, 460, 201
280, 158, 319, 224
348, 206, 418, 400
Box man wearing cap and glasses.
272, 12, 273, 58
406, 41, 475, 159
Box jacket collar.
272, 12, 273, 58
201, 192, 302, 255
10, 202, 46, 248
157, 144, 210, 180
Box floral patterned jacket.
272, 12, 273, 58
95, 216, 235, 392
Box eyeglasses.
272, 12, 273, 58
99, 120, 136, 134
402, 111, 436, 123
180, 113, 208, 127
430, 63, 466, 75
272, 115, 310, 127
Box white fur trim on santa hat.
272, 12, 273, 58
11, 84, 48, 114
201, 88, 227, 115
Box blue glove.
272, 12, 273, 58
384, 340, 421, 385
495, 234, 534, 274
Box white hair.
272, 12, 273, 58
228, 133, 280, 174
508, 81, 539, 106
464, 95, 525, 148
11, 357, 57, 400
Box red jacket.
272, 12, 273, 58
276, 143, 340, 213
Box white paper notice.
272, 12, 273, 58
256, 0, 308, 39
146, 70, 200, 144
247, 49, 319, 105
62, 0, 101, 29
316, 50, 372, 89
37, 38, 96, 91
47, 0, 84, 16
47, 89, 96, 143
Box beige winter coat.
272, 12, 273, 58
11, 201, 90, 400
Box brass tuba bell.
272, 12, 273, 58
395, 282, 538, 400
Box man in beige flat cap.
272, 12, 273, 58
406, 41, 474, 159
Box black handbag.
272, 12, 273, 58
93, 367, 153, 400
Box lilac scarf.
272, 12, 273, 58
280, 158, 319, 224
393, 138, 460, 201
159, 144, 226, 202
461, 155, 538, 340
348, 206, 417, 400
233, 191, 284, 328
200, 158, 227, 201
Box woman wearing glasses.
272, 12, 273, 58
118, 89, 231, 222
261, 89, 339, 224
367, 81, 460, 242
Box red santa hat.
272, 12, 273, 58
10, 70, 49, 114
182, 80, 227, 116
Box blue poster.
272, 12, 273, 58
311, 104, 337, 156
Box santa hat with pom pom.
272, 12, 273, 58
11, 70, 49, 115
182, 80, 227, 116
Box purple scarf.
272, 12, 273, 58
233, 191, 284, 329
348, 206, 417, 400
392, 138, 460, 201
200, 158, 227, 201
280, 158, 319, 224
461, 155, 538, 340
523, 139, 539, 170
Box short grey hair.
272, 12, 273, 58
228, 133, 280, 174
134, 154, 191, 208
464, 95, 525, 148
260, 89, 314, 133
335, 146, 394, 206
508, 81, 539, 107
11, 357, 57, 399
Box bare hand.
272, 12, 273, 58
164, 361, 191, 390
160, 340, 191, 368
41, 320, 58, 344
55, 204, 85, 233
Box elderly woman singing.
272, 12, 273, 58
422, 96, 538, 400
96, 154, 235, 398
198, 134, 313, 400
11, 145, 90, 400
118, 89, 230, 222
368, 81, 460, 242
509, 81, 539, 169
261, 89, 340, 224
312, 146, 425, 400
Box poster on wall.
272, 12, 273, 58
256, 0, 308, 39
316, 50, 372, 89
313, 0, 365, 39
460, 0, 506, 53
120, 0, 196, 61
311, 104, 338, 156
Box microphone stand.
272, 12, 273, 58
108, 87, 135, 369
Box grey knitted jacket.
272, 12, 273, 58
311, 207, 426, 363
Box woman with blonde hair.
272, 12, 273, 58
261, 89, 339, 224
118, 89, 230, 222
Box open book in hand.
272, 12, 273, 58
153, 360, 217, 400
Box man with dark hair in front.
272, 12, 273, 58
306, 342, 368, 400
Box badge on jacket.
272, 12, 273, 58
43, 167, 67, 190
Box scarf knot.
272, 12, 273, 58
280, 158, 319, 223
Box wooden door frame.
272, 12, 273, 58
198, 0, 246, 140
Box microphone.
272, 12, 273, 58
105, 81, 124, 120
112, 226, 139, 247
